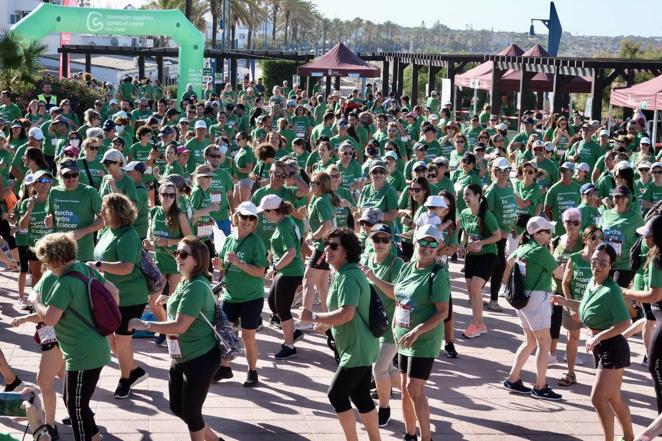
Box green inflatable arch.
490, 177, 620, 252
11, 3, 204, 102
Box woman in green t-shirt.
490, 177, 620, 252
361, 223, 404, 427
554, 243, 633, 441
459, 183, 501, 339
502, 216, 563, 401
300, 228, 380, 441
30, 232, 115, 441
559, 225, 603, 386
218, 202, 267, 386
328, 164, 355, 229
93, 193, 149, 400
129, 236, 222, 441
259, 195, 305, 360
375, 224, 449, 441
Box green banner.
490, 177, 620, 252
11, 3, 204, 103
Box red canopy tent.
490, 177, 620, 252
455, 44, 592, 93
610, 74, 662, 144
297, 42, 380, 78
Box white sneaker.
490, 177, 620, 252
15, 298, 30, 310
547, 353, 559, 365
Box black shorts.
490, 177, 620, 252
592, 334, 630, 370
18, 245, 38, 273
398, 354, 435, 380
116, 304, 147, 335
464, 253, 497, 281
0, 219, 16, 249
308, 248, 330, 270
643, 303, 657, 321
222, 297, 264, 330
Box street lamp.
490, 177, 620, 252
527, 2, 562, 56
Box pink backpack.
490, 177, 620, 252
65, 270, 121, 336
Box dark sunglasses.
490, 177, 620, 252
36, 177, 52, 184
103, 160, 117, 166
238, 213, 257, 221
324, 241, 340, 250
61, 172, 79, 179
417, 239, 439, 249
653, 170, 662, 175
370, 169, 386, 175
525, 169, 536, 175
591, 234, 604, 241
87, 146, 99, 150
427, 174, 437, 179
342, 151, 353, 156
371, 236, 391, 244
173, 249, 192, 259
414, 167, 427, 173
207, 154, 221, 159
409, 187, 422, 193
160, 192, 176, 199
564, 220, 580, 226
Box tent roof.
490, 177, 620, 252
611, 74, 662, 110
297, 42, 380, 78
455, 44, 592, 93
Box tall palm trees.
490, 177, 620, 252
145, 0, 208, 32
0, 30, 47, 90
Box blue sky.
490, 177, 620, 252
94, 0, 662, 37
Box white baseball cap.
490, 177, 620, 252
194, 120, 207, 130
102, 148, 125, 165
256, 194, 282, 213
578, 163, 590, 173
424, 195, 448, 209
599, 129, 610, 138
492, 157, 511, 170
640, 137, 652, 145
414, 224, 443, 243
636, 219, 655, 237
28, 127, 44, 141
383, 151, 398, 161
526, 216, 553, 235
496, 123, 508, 131
236, 201, 258, 217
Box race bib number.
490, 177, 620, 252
197, 223, 213, 237
517, 260, 527, 278
37, 325, 57, 345
395, 303, 412, 328
604, 228, 624, 256
401, 135, 410, 142
210, 192, 222, 204
594, 216, 601, 226
296, 131, 305, 138
166, 335, 182, 359
454, 183, 463, 195
51, 139, 58, 147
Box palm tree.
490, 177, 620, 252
0, 31, 47, 90
270, 0, 279, 43
145, 0, 208, 33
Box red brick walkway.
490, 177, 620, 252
0, 262, 656, 440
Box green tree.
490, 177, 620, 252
0, 31, 47, 91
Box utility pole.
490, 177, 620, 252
185, 0, 192, 21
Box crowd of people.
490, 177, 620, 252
0, 73, 661, 441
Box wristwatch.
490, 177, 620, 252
95, 261, 102, 269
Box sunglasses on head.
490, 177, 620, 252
324, 241, 340, 250
417, 239, 439, 249
371, 236, 390, 244
173, 249, 192, 259
61, 172, 79, 179
160, 192, 176, 199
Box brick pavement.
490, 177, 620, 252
0, 262, 656, 441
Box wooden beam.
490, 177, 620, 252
518, 71, 535, 123
382, 59, 390, 96
411, 64, 420, 105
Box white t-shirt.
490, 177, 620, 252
415, 212, 441, 228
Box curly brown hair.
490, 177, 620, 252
102, 193, 137, 228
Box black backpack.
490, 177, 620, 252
360, 257, 402, 338
505, 249, 545, 310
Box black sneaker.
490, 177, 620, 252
378, 407, 391, 427
213, 366, 233, 382
643, 355, 648, 367
531, 384, 562, 401
154, 334, 166, 346
403, 433, 418, 441
293, 329, 304, 343
274, 344, 297, 360
502, 378, 531, 394
113, 378, 131, 399
3, 376, 21, 392
444, 342, 458, 359
269, 314, 282, 329
243, 369, 259, 387
47, 425, 60, 441
128, 367, 149, 389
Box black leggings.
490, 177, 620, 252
169, 345, 220, 432
268, 274, 303, 322
64, 367, 102, 441
490, 238, 507, 301
649, 321, 662, 413
327, 365, 375, 414
613, 269, 635, 288
550, 303, 563, 339
0, 218, 16, 249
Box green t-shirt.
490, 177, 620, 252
309, 193, 336, 251
532, 158, 559, 190
514, 240, 558, 292
327, 263, 379, 368
337, 161, 363, 190
77, 158, 105, 189
579, 278, 630, 330
235, 146, 256, 180
271, 216, 304, 277
451, 169, 482, 213
46, 184, 102, 262
0, 103, 22, 122
220, 232, 268, 303
366, 253, 404, 344
133, 184, 149, 239
485, 182, 518, 233
544, 180, 581, 236
190, 186, 214, 239
568, 140, 602, 169
393, 262, 450, 357
150, 206, 182, 275
551, 235, 583, 294
577, 202, 601, 231
208, 167, 234, 221
357, 183, 398, 214
19, 198, 53, 247
513, 179, 542, 217
459, 207, 500, 255
599, 208, 645, 270
128, 142, 156, 183
99, 173, 138, 203
185, 138, 211, 172
568, 252, 592, 300
251, 185, 298, 248
94, 226, 148, 306
167, 276, 216, 364
40, 262, 111, 371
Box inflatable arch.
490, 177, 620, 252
11, 3, 204, 102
